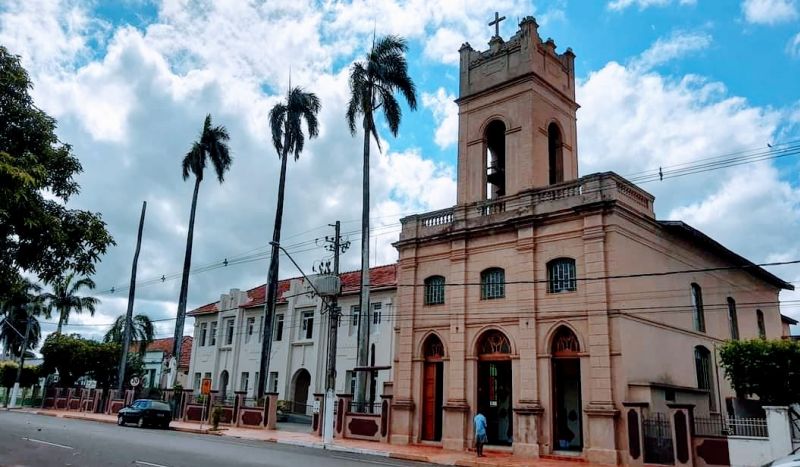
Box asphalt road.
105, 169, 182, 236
0, 411, 426, 467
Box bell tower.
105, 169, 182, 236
456, 15, 579, 205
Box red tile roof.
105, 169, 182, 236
188, 264, 397, 317
130, 336, 193, 369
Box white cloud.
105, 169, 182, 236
788, 32, 800, 57
608, 0, 696, 12
742, 0, 798, 25
422, 88, 459, 149
632, 30, 712, 70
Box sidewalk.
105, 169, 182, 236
14, 408, 594, 466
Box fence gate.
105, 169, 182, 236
643, 412, 675, 464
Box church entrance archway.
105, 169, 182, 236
551, 326, 582, 452
476, 330, 513, 446
291, 369, 311, 414
421, 334, 444, 441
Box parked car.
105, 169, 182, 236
117, 399, 172, 429
765, 447, 800, 467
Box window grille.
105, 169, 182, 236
424, 276, 445, 305
695, 345, 716, 411
547, 258, 577, 293
481, 268, 505, 300
756, 310, 766, 339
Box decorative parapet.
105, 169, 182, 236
397, 172, 655, 245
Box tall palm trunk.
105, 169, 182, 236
56, 308, 64, 334
356, 114, 372, 405
173, 176, 201, 363
257, 131, 291, 397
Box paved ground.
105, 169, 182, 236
0, 410, 426, 467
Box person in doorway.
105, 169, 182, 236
474, 410, 488, 457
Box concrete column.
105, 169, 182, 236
621, 402, 648, 466
582, 214, 620, 464
336, 394, 353, 439
264, 392, 279, 429
667, 404, 694, 467
390, 253, 417, 445
764, 406, 793, 461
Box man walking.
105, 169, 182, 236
474, 410, 488, 457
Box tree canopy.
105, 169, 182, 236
0, 46, 114, 302
719, 338, 800, 405
41, 333, 143, 389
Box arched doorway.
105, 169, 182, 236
476, 330, 513, 446
292, 369, 311, 414
551, 326, 582, 451
421, 334, 444, 441
219, 370, 229, 400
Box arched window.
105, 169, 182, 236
485, 120, 506, 199
423, 334, 445, 361
478, 330, 511, 356
727, 297, 739, 340
424, 276, 445, 305
756, 309, 766, 339
481, 268, 505, 300
547, 258, 577, 293
551, 326, 580, 357
691, 283, 705, 332
694, 345, 716, 411
548, 122, 564, 184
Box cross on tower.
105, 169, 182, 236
488, 11, 506, 38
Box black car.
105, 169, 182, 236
117, 399, 172, 429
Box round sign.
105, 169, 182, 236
129, 376, 140, 387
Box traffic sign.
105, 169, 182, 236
201, 378, 212, 395
129, 376, 140, 387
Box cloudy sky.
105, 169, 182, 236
2, 0, 800, 343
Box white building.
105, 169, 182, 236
187, 265, 397, 414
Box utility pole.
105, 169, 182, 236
320, 221, 349, 443
9, 303, 32, 408
118, 201, 146, 393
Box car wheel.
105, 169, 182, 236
137, 416, 145, 428
117, 415, 124, 426
161, 422, 170, 430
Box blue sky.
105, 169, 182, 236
1, 0, 799, 339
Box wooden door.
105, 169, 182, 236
422, 362, 437, 440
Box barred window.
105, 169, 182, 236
424, 276, 445, 305
694, 345, 716, 411
547, 258, 577, 293
756, 309, 766, 339
481, 268, 505, 300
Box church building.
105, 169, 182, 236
387, 16, 793, 463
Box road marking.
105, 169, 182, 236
134, 461, 169, 467
21, 437, 74, 450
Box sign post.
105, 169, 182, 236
200, 378, 211, 430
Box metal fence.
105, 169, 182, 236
643, 413, 675, 465
348, 401, 382, 414
694, 416, 769, 438
791, 406, 800, 441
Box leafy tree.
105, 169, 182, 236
43, 272, 99, 334
719, 339, 800, 405
257, 87, 320, 396
345, 35, 416, 402
40, 333, 90, 387
88, 341, 142, 391
0, 46, 114, 303
173, 114, 232, 366
104, 314, 154, 356
0, 362, 39, 388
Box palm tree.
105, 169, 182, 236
44, 273, 99, 334
345, 35, 417, 403
105, 314, 154, 356
256, 86, 321, 397
0, 279, 46, 358
173, 114, 232, 366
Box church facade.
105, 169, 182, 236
387, 16, 793, 463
